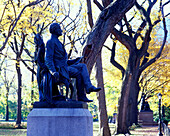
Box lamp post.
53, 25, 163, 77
157, 93, 163, 136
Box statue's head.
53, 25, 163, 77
49, 23, 62, 36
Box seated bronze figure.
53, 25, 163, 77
34, 23, 101, 103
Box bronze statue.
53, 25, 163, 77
34, 23, 101, 103
140, 94, 152, 112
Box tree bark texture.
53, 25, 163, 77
96, 52, 111, 136
83, 0, 135, 74
117, 52, 140, 134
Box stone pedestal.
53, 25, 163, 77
27, 102, 93, 136
138, 112, 157, 126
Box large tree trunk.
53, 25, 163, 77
117, 74, 140, 132
117, 52, 140, 134
16, 60, 22, 127
129, 77, 140, 126
96, 53, 111, 136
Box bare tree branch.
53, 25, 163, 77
93, 0, 104, 11
139, 3, 168, 73
86, 0, 94, 28
124, 14, 133, 38
21, 59, 36, 75
14, 35, 18, 53
23, 46, 34, 59
67, 35, 77, 59
10, 0, 17, 19
136, 1, 158, 60
147, 80, 170, 97
111, 28, 135, 52
18, 32, 27, 57
0, 1, 10, 23
103, 45, 111, 51
134, 20, 146, 42
135, 1, 152, 26
9, 75, 15, 87
110, 42, 125, 79
0, 48, 9, 71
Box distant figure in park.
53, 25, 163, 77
140, 94, 152, 112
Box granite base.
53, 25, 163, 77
27, 108, 93, 136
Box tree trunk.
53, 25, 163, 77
5, 101, 9, 121
5, 87, 9, 121
96, 53, 111, 136
117, 72, 131, 134
16, 59, 22, 127
117, 74, 140, 134
117, 52, 140, 134
128, 78, 140, 126
31, 61, 34, 104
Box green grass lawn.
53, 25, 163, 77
0, 121, 161, 136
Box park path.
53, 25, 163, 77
130, 126, 159, 136
129, 125, 170, 136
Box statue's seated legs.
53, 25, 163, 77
68, 63, 101, 94
68, 63, 100, 102
41, 63, 98, 103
